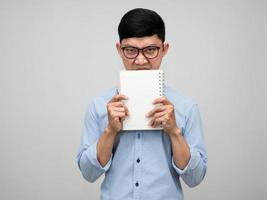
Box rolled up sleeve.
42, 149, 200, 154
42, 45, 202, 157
76, 99, 112, 183
172, 104, 207, 187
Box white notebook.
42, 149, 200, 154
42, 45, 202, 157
119, 69, 164, 130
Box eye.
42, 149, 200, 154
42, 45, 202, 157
144, 46, 158, 54
124, 47, 138, 55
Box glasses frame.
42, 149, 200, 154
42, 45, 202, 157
121, 45, 161, 59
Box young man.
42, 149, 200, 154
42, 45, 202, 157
77, 8, 207, 200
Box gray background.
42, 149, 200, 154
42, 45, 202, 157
0, 0, 266, 199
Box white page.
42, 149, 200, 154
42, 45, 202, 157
120, 70, 164, 130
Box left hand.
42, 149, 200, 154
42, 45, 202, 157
146, 96, 181, 136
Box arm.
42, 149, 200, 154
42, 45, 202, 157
97, 94, 129, 166
76, 95, 128, 182
96, 127, 117, 167
172, 104, 207, 187
147, 98, 207, 187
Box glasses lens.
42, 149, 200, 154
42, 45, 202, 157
123, 47, 138, 59
143, 46, 159, 59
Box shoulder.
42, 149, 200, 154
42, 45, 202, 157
165, 86, 197, 108
93, 87, 118, 103
86, 87, 117, 114
165, 86, 200, 119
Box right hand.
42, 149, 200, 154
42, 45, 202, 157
106, 94, 129, 134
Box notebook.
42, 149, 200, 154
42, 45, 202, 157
119, 69, 164, 130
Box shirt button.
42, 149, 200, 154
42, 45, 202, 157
136, 158, 140, 163
135, 182, 139, 187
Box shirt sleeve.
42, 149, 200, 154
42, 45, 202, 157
76, 99, 112, 183
172, 104, 207, 187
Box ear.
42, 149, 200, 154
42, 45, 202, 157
116, 42, 123, 58
162, 43, 169, 57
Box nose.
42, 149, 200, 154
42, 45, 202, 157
134, 51, 148, 65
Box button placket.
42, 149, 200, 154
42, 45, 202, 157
133, 132, 142, 199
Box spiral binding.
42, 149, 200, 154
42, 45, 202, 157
159, 70, 164, 128
159, 70, 164, 97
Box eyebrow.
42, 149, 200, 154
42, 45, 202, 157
122, 44, 159, 48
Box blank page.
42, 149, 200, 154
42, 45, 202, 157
120, 70, 164, 130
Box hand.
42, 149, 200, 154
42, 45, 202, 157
146, 96, 181, 136
106, 94, 129, 134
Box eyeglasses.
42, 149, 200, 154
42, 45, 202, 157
121, 45, 161, 59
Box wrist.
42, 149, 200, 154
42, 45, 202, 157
106, 125, 118, 137
168, 127, 182, 138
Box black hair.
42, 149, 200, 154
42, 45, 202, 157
118, 8, 165, 42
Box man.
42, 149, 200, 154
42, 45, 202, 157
76, 8, 207, 200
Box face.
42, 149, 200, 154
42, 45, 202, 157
116, 35, 169, 70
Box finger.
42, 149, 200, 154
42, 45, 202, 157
110, 111, 126, 119
107, 102, 123, 113
121, 114, 128, 122
110, 94, 128, 102
122, 103, 129, 116
108, 103, 130, 118
109, 101, 125, 107
153, 96, 171, 105
112, 107, 126, 112
113, 108, 129, 118
151, 116, 166, 128
146, 105, 166, 117
149, 113, 163, 127
151, 110, 167, 119
111, 102, 129, 115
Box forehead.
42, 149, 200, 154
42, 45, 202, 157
121, 35, 162, 48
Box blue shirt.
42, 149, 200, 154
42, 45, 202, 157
76, 86, 207, 200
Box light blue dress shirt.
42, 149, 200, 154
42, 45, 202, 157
76, 86, 207, 200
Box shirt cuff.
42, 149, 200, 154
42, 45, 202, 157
86, 141, 112, 172
172, 146, 200, 175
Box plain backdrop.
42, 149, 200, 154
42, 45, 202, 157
0, 0, 266, 199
